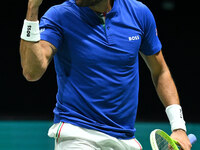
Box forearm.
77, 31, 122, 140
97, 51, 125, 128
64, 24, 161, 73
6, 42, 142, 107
152, 66, 180, 107
20, 40, 47, 81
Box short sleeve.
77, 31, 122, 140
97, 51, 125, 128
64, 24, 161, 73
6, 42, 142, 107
39, 7, 63, 50
139, 5, 162, 55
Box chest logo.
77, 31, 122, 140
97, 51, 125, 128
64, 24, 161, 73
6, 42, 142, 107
128, 35, 140, 41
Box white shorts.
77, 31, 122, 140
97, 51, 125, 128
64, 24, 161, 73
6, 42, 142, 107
48, 122, 142, 150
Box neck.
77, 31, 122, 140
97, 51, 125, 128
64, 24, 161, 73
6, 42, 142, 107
89, 0, 113, 13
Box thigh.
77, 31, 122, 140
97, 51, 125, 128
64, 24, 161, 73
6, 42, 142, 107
120, 138, 143, 150
55, 138, 100, 150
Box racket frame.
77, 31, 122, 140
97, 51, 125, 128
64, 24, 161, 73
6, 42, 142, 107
150, 129, 179, 150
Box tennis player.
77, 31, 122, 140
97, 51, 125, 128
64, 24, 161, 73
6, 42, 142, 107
20, 0, 192, 149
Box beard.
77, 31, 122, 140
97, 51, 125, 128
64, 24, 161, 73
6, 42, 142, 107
75, 0, 103, 7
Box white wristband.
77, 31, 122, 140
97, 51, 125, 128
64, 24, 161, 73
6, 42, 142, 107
20, 19, 40, 42
166, 104, 187, 132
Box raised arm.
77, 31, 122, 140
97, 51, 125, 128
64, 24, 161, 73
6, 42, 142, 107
20, 0, 56, 81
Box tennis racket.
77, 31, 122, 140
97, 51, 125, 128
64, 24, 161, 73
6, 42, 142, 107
150, 129, 197, 150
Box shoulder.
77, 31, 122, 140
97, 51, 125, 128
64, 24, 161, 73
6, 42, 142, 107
120, 0, 149, 11
42, 1, 77, 21
120, 0, 153, 20
119, 0, 155, 31
119, 0, 154, 22
123, 0, 156, 28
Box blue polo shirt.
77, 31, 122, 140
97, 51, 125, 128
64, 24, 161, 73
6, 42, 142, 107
40, 0, 162, 139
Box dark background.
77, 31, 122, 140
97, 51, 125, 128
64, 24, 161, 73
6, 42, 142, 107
0, 0, 199, 122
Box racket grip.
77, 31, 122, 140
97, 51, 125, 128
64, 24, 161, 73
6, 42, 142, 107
188, 134, 197, 144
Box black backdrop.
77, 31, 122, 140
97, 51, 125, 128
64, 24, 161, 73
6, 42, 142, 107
0, 0, 199, 122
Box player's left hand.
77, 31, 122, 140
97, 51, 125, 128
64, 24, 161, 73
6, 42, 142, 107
171, 129, 192, 150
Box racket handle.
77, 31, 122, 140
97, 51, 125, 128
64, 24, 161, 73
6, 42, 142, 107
188, 134, 197, 144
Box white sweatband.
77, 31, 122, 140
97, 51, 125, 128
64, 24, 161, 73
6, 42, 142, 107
166, 104, 187, 132
20, 19, 40, 42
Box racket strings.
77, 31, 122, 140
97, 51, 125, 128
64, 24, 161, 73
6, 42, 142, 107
155, 134, 174, 150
